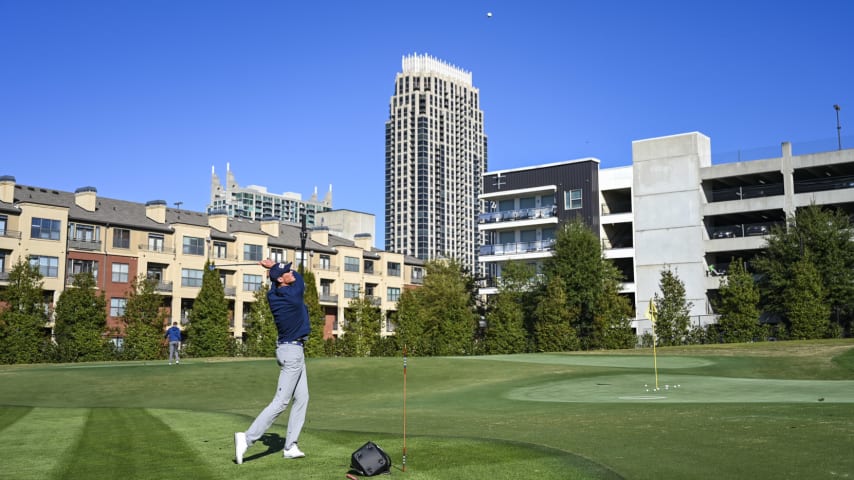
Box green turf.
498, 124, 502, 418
1, 339, 853, 479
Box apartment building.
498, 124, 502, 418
481, 132, 854, 337
0, 176, 424, 342
385, 53, 487, 272
478, 158, 600, 293
208, 163, 332, 227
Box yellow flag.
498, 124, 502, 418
647, 299, 657, 324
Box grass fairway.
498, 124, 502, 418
1, 340, 852, 479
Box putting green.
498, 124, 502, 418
472, 354, 854, 403
506, 374, 854, 403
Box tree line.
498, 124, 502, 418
1, 206, 851, 364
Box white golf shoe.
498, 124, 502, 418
234, 432, 248, 464
283, 443, 305, 459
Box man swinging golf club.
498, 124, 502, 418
235, 259, 311, 464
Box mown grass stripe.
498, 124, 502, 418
0, 407, 89, 480
53, 408, 221, 480
0, 406, 33, 433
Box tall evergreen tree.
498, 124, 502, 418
243, 286, 277, 357
394, 287, 430, 356
716, 258, 760, 343
753, 204, 854, 334
784, 256, 831, 339
53, 272, 108, 362
186, 261, 231, 357
652, 268, 692, 346
533, 276, 579, 352
394, 259, 478, 356
483, 261, 532, 354
122, 275, 169, 360
338, 296, 381, 357
593, 260, 636, 349
301, 269, 327, 357
0, 259, 50, 364
542, 218, 630, 349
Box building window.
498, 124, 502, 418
213, 241, 228, 259
30, 256, 59, 277
565, 189, 582, 210
270, 247, 285, 263
148, 234, 164, 252
344, 283, 360, 298
364, 259, 375, 274
519, 196, 536, 209
112, 263, 129, 283
345, 256, 360, 272
181, 268, 204, 287
296, 250, 309, 270
69, 223, 98, 242
387, 287, 401, 302
183, 236, 205, 256
0, 215, 6, 235
31, 218, 61, 240
147, 265, 164, 282
387, 262, 401, 277
110, 298, 126, 317
113, 228, 130, 248
243, 274, 263, 292
319, 254, 331, 270
244, 244, 263, 261
412, 267, 424, 282
68, 259, 98, 281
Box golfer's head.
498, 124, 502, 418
269, 262, 295, 286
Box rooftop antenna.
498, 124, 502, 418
174, 201, 183, 210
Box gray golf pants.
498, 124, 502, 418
168, 341, 180, 363
245, 343, 309, 450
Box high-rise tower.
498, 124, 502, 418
384, 53, 487, 271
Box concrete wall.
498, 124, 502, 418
632, 132, 711, 334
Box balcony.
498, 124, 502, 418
0, 271, 9, 283
138, 244, 176, 254
313, 262, 337, 272
69, 238, 102, 251
479, 239, 556, 257
224, 286, 237, 297
319, 293, 339, 304
0, 229, 22, 240
365, 295, 382, 306
478, 206, 556, 225
154, 281, 173, 293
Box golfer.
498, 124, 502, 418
165, 322, 181, 365
235, 259, 311, 464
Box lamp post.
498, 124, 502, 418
835, 104, 842, 150
299, 213, 307, 272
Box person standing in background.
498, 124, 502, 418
165, 322, 182, 365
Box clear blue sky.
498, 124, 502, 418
2, 1, 853, 248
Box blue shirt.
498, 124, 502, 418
268, 270, 311, 343
165, 326, 181, 342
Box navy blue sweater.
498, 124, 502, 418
267, 270, 311, 343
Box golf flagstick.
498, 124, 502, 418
401, 345, 406, 472
402, 345, 407, 472
648, 299, 660, 390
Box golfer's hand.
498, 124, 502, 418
259, 258, 275, 269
